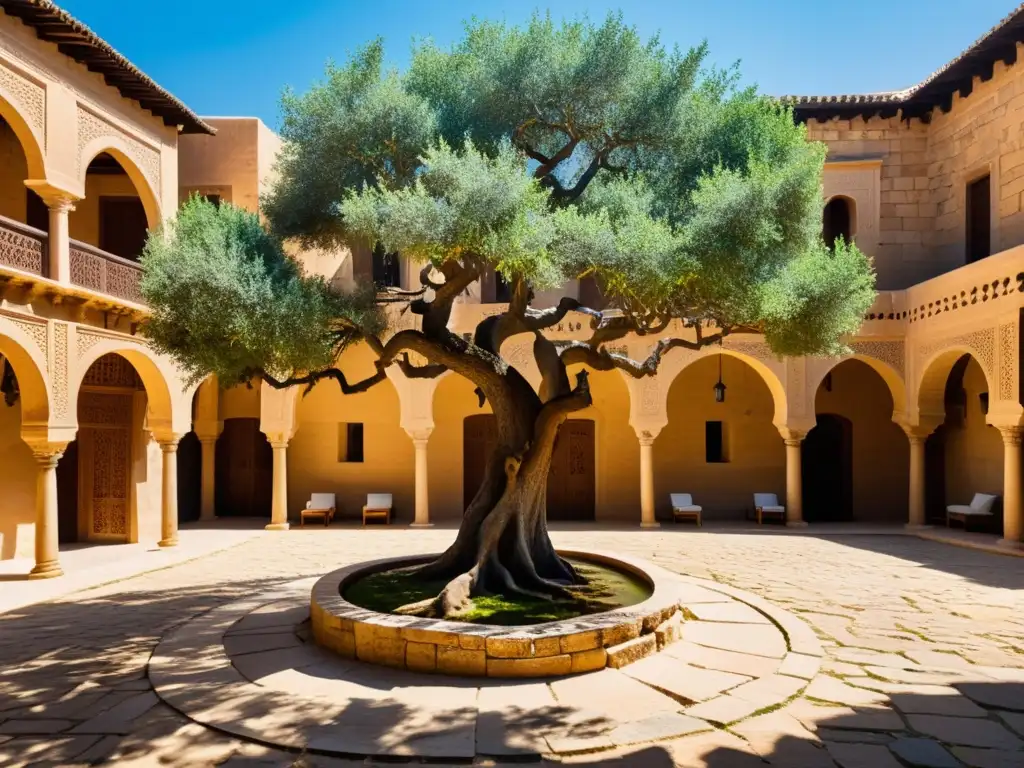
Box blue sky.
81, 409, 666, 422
60, 0, 1016, 129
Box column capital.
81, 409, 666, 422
998, 425, 1024, 447
30, 442, 67, 466
635, 428, 661, 447
406, 427, 433, 444
156, 437, 181, 451
900, 424, 936, 444
269, 438, 290, 450
24, 180, 79, 211
777, 427, 807, 445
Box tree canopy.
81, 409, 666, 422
143, 13, 875, 391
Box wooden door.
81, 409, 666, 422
77, 391, 133, 541
215, 418, 273, 517
547, 419, 595, 521
99, 197, 148, 261
463, 414, 498, 512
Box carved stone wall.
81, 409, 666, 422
76, 105, 161, 197
82, 352, 143, 389
998, 321, 1018, 401
6, 316, 47, 370
917, 328, 996, 380
0, 59, 45, 146
848, 340, 906, 378
52, 322, 68, 418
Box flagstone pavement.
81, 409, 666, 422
0, 525, 1022, 767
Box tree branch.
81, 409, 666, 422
256, 366, 387, 395
556, 327, 736, 378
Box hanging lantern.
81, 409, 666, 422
714, 354, 726, 403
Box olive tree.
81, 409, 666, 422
142, 16, 874, 618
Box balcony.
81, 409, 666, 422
0, 213, 144, 307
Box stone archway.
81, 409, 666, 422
77, 141, 162, 231
0, 323, 51, 561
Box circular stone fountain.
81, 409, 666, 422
310, 550, 687, 677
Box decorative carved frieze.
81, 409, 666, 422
0, 218, 45, 275
82, 352, 143, 389
53, 322, 68, 418
848, 340, 905, 378
0, 60, 45, 146
998, 322, 1017, 400
917, 327, 996, 378
6, 316, 47, 370
76, 105, 161, 198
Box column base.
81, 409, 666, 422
785, 520, 808, 528
265, 522, 290, 531
640, 521, 661, 529
158, 537, 179, 548
28, 561, 63, 579
409, 522, 434, 528
997, 538, 1023, 550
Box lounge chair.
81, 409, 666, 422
946, 493, 998, 531
301, 493, 336, 527
363, 493, 393, 526
753, 493, 785, 525
670, 493, 702, 526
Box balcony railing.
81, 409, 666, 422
0, 213, 47, 277
69, 239, 144, 305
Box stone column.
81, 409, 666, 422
901, 425, 934, 529
158, 439, 180, 547
28, 445, 65, 579
782, 432, 808, 527
198, 436, 217, 521
999, 426, 1023, 548
267, 439, 290, 531
638, 431, 659, 529
46, 197, 74, 283
409, 429, 433, 528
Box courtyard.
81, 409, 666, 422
0, 524, 1022, 767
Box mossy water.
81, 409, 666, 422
343, 558, 652, 626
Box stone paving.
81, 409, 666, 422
0, 526, 1022, 766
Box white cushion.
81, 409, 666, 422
366, 493, 393, 508
947, 504, 992, 516
754, 493, 780, 508
307, 493, 336, 510
671, 493, 694, 508
673, 505, 702, 513
969, 493, 998, 513
759, 505, 785, 514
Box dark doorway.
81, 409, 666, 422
177, 432, 202, 523
372, 242, 401, 288
802, 413, 853, 522
56, 439, 79, 543
966, 174, 991, 264
26, 189, 48, 233
463, 414, 498, 511
99, 197, 148, 261
925, 426, 948, 525
215, 418, 272, 517
547, 419, 596, 521
823, 197, 853, 250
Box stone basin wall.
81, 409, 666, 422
310, 551, 686, 678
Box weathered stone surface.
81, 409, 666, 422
664, 639, 782, 678
353, 633, 406, 668
457, 634, 487, 651
0, 719, 74, 734
889, 688, 987, 717
550, 668, 680, 721
997, 710, 1024, 737
533, 636, 561, 657
889, 737, 962, 768
780, 652, 823, 680
684, 695, 764, 725
955, 681, 1024, 711
600, 619, 642, 647
435, 646, 486, 676
805, 676, 890, 707
685, 621, 787, 658
570, 647, 607, 674
689, 601, 770, 624
666, 729, 766, 767
401, 627, 460, 647
485, 636, 532, 658
825, 741, 904, 768
405, 641, 436, 673
69, 691, 159, 735
560, 630, 601, 654
729, 673, 807, 708
785, 698, 906, 733
609, 711, 709, 746
487, 654, 572, 677
606, 634, 656, 668
817, 728, 894, 744
654, 611, 684, 649
951, 746, 1024, 768
623, 655, 749, 703
906, 715, 1023, 750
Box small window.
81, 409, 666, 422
823, 197, 853, 251
372, 242, 401, 288
966, 174, 991, 264
203, 194, 222, 207
705, 421, 728, 463
338, 423, 364, 463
